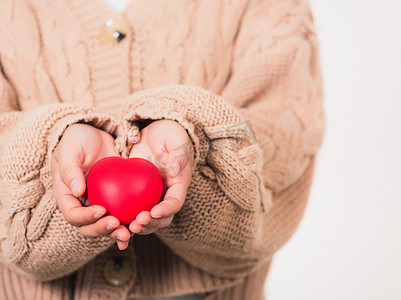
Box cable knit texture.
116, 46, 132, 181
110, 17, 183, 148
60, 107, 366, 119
0, 0, 325, 299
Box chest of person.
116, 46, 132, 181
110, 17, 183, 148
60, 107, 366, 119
0, 0, 248, 114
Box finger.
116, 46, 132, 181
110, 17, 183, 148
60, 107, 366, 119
51, 161, 106, 226
162, 151, 190, 179
138, 213, 174, 229
56, 141, 86, 197
144, 215, 174, 230
128, 220, 144, 234
116, 239, 129, 251
165, 155, 181, 178
109, 225, 131, 242
77, 215, 120, 237
135, 216, 174, 235
52, 164, 107, 226
150, 182, 187, 218
165, 136, 194, 176
135, 227, 158, 235
136, 211, 152, 226
61, 198, 106, 227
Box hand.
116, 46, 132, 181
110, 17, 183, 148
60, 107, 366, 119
51, 124, 132, 250
128, 119, 194, 235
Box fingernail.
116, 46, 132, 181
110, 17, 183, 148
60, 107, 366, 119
128, 127, 140, 144
128, 135, 140, 145
70, 179, 81, 196
106, 224, 118, 231
138, 221, 149, 226
168, 161, 180, 178
117, 236, 128, 242
93, 211, 104, 219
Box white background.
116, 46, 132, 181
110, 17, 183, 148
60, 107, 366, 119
265, 0, 401, 299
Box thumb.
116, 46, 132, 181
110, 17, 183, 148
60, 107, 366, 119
58, 146, 87, 197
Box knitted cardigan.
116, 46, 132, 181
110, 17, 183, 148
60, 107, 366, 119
0, 0, 325, 299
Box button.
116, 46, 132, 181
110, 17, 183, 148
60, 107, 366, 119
101, 18, 130, 44
103, 257, 132, 286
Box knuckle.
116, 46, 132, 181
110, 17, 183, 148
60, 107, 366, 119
65, 208, 82, 227
77, 227, 91, 237
161, 200, 174, 213
149, 219, 160, 227
165, 197, 182, 211
66, 218, 79, 227
59, 167, 72, 182
109, 230, 120, 240
144, 223, 157, 230
161, 216, 174, 228
96, 222, 107, 235
159, 222, 169, 229
139, 228, 155, 235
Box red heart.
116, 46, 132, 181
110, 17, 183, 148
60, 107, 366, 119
86, 157, 164, 225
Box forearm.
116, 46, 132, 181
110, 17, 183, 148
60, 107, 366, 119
115, 0, 325, 279
0, 103, 122, 281
117, 85, 270, 278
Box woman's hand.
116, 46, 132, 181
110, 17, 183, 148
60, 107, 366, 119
51, 124, 132, 250
128, 119, 194, 235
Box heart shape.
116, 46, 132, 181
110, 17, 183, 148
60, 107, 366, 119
86, 157, 164, 225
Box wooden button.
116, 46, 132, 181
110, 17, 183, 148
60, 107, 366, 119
103, 257, 132, 286
101, 18, 130, 44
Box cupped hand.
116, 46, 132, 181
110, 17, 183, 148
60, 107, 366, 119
128, 119, 194, 235
50, 123, 131, 250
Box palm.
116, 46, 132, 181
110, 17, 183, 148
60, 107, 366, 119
128, 120, 194, 235
51, 124, 132, 251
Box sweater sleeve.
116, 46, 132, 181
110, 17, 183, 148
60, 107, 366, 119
0, 62, 124, 281
120, 0, 325, 279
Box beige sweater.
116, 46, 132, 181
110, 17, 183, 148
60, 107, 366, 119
0, 0, 325, 299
